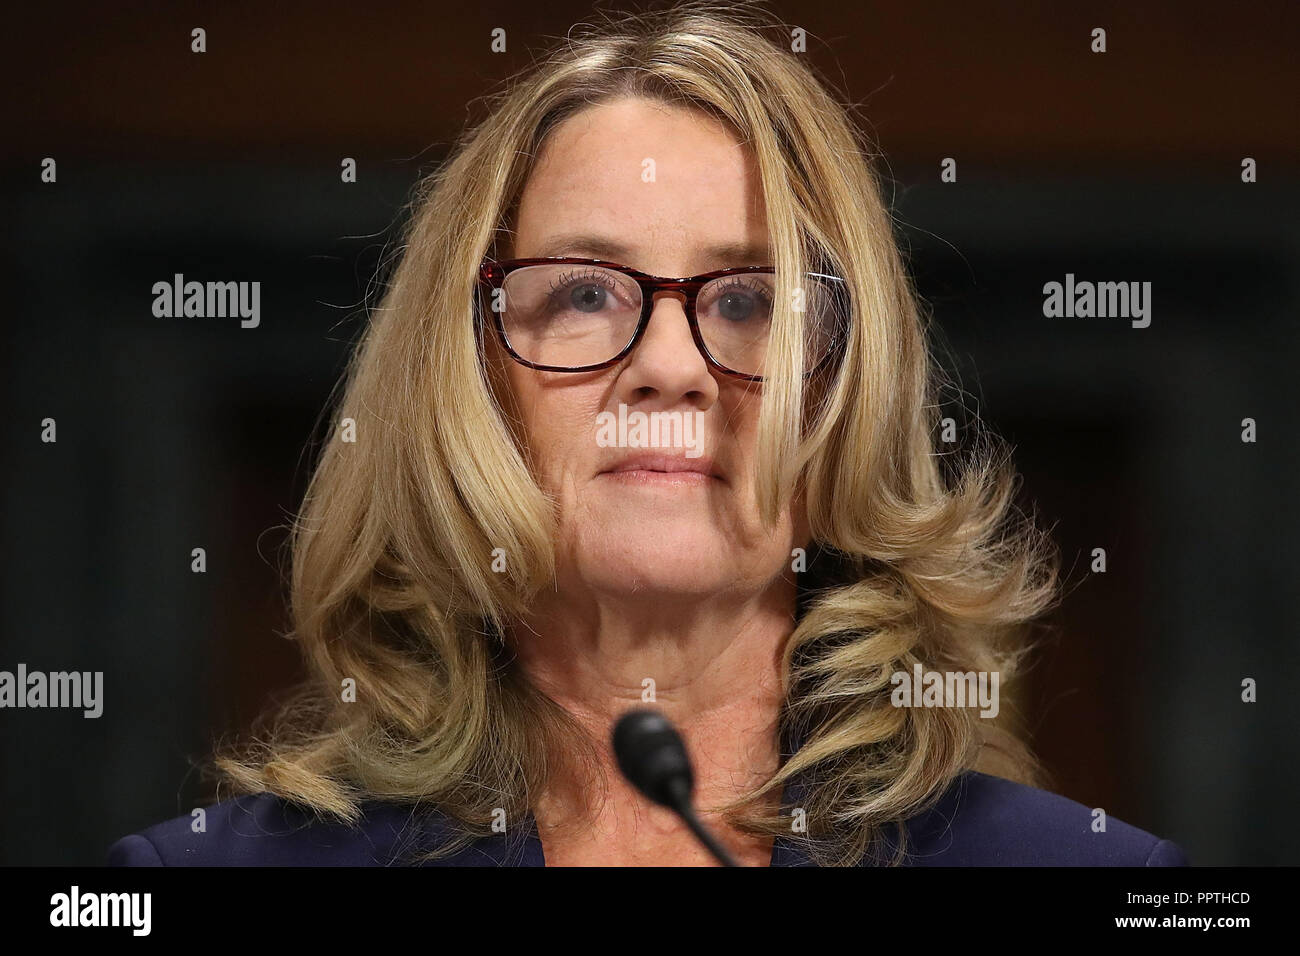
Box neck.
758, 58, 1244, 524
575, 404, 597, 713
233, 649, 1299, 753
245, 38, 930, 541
510, 575, 796, 846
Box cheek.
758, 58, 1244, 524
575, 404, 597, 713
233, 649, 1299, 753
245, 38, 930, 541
508, 373, 605, 489
718, 387, 763, 476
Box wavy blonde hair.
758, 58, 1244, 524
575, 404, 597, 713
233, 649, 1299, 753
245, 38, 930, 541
215, 1, 1060, 866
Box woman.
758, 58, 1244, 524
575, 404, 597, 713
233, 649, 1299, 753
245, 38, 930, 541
109, 4, 1186, 867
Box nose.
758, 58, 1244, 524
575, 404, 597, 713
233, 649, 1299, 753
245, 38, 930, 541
615, 291, 719, 410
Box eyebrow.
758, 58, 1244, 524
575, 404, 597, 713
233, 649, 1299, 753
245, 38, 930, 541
530, 234, 772, 272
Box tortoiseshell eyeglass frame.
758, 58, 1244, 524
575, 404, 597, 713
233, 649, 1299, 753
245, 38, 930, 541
476, 256, 849, 383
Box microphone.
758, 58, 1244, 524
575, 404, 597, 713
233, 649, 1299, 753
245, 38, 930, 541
611, 708, 740, 867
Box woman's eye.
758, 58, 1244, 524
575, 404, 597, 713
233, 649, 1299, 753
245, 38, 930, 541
545, 271, 630, 315
567, 283, 608, 313
712, 282, 773, 322
718, 289, 757, 321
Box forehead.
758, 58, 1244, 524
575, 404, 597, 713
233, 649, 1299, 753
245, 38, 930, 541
512, 97, 769, 272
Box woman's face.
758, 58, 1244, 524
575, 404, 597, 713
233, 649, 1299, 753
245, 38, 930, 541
496, 96, 805, 604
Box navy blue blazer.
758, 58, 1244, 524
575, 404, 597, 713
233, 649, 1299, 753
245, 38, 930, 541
108, 769, 1187, 866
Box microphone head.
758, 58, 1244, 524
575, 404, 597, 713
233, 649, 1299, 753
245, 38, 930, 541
611, 708, 694, 811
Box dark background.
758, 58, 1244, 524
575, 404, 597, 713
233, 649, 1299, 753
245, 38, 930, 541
1, 0, 1296, 865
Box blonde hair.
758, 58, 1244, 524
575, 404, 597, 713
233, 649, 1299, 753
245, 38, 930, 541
215, 1, 1059, 866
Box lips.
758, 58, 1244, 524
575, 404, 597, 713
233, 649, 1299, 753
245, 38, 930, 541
600, 453, 721, 481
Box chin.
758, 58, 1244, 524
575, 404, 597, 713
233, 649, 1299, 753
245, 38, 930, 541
571, 533, 737, 598
577, 492, 735, 538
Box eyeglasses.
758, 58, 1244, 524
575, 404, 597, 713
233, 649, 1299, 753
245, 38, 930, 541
476, 257, 848, 382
